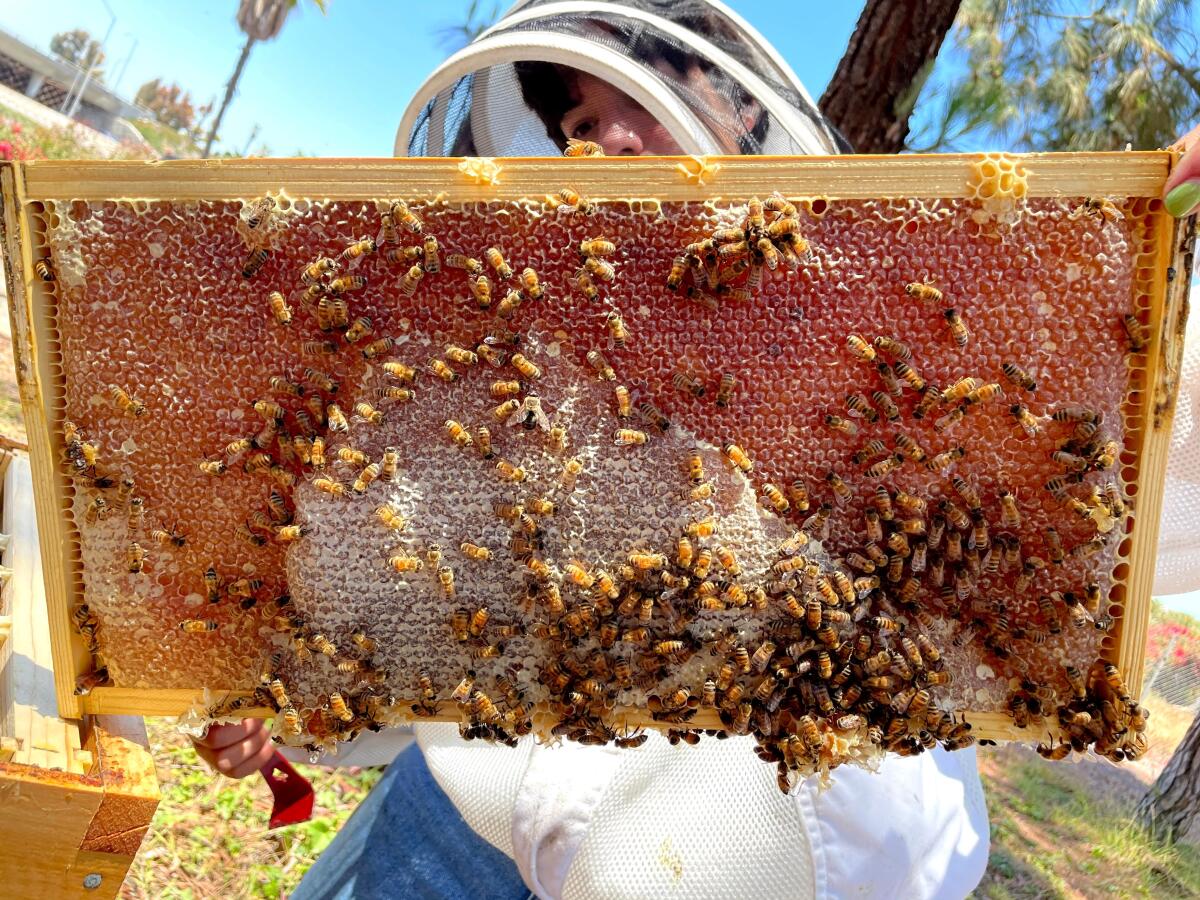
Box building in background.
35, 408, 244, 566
0, 29, 144, 142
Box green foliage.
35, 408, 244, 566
434, 0, 502, 53
134, 79, 211, 135
49, 29, 105, 80
909, 0, 1200, 152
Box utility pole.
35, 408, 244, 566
65, 0, 117, 119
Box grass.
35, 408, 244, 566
121, 719, 380, 900
975, 750, 1200, 899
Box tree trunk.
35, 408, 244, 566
818, 0, 962, 153
203, 34, 256, 158
1136, 708, 1200, 842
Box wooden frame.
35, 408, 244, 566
0, 450, 158, 898
0, 153, 1192, 744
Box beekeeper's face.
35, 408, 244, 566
557, 67, 761, 156
558, 71, 684, 156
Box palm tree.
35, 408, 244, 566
202, 0, 326, 157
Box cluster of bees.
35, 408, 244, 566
664, 194, 810, 310
60, 180, 1150, 776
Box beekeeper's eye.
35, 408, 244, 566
565, 115, 595, 140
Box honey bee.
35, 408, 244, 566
507, 395, 551, 432
33, 258, 55, 282
668, 371, 704, 399
389, 553, 423, 573
825, 414, 858, 436
510, 353, 541, 380
925, 446, 964, 473
866, 454, 903, 477
302, 339, 338, 356
1122, 313, 1148, 353
583, 350, 614, 381
843, 393, 876, 423
496, 459, 527, 482
784, 479, 810, 513
304, 367, 339, 394
326, 271, 367, 294
124, 540, 146, 573
301, 256, 339, 285
666, 255, 690, 291
963, 383, 1003, 407
943, 308, 969, 347
614, 428, 649, 447
274, 524, 308, 543
1095, 440, 1120, 471
760, 482, 789, 514
893, 361, 926, 392
497, 291, 522, 321
570, 267, 600, 301
390, 200, 423, 234
563, 138, 606, 158
314, 476, 347, 496
582, 256, 616, 282
416, 234, 439, 273
555, 187, 596, 215
482, 247, 513, 281
722, 442, 753, 473
85, 496, 108, 524
1051, 406, 1101, 424
374, 503, 406, 532
1002, 403, 1041, 438
242, 247, 271, 279
904, 279, 942, 302
868, 390, 899, 423
559, 456, 584, 491
846, 333, 876, 362
109, 384, 146, 417
350, 401, 383, 426
876, 362, 903, 398
824, 470, 852, 506
596, 310, 632, 350
902, 386, 937, 422
1073, 197, 1124, 224
630, 403, 668, 436
179, 618, 218, 633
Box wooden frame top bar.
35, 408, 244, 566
15, 152, 1171, 202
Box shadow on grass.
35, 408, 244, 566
974, 745, 1200, 899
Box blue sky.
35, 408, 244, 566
0, 0, 864, 155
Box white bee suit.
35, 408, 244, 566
415, 722, 989, 899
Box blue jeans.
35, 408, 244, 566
292, 744, 532, 900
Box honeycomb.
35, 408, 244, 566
35, 177, 1159, 782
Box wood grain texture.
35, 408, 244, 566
14, 152, 1171, 201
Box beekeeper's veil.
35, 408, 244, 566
397, 0, 849, 158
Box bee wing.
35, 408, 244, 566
505, 403, 528, 428
529, 401, 552, 432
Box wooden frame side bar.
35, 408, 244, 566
0, 167, 86, 720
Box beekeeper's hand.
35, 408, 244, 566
1165, 122, 1200, 217
193, 717, 274, 778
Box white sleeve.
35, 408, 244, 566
1154, 287, 1200, 596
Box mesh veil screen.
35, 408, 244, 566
402, 0, 847, 158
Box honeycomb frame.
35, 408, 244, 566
0, 153, 1191, 749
